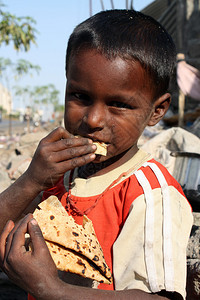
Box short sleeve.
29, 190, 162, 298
113, 179, 193, 299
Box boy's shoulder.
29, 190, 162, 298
138, 158, 185, 196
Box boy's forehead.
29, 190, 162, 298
66, 49, 155, 105
67, 49, 145, 78
67, 50, 152, 90
70, 51, 130, 71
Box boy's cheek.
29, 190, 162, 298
64, 110, 83, 133
64, 115, 77, 134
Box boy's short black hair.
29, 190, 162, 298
66, 9, 176, 99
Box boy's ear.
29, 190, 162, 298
148, 93, 171, 126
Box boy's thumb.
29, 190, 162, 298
28, 218, 47, 251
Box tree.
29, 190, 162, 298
32, 84, 60, 109
0, 57, 40, 135
0, 1, 37, 51
14, 83, 62, 122
14, 85, 33, 108
0, 57, 40, 81
0, 1, 39, 135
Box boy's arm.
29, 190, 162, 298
0, 127, 96, 233
0, 216, 178, 300
44, 282, 171, 300
0, 172, 42, 233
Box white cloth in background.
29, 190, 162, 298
177, 60, 200, 101
141, 127, 200, 174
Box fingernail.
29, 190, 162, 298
6, 220, 11, 226
91, 144, 97, 150
30, 218, 38, 225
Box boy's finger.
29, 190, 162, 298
51, 137, 94, 153
53, 144, 96, 163
27, 218, 49, 255
0, 220, 15, 265
43, 127, 73, 143
70, 153, 96, 168
5, 214, 33, 256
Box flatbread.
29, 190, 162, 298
33, 196, 112, 284
74, 135, 107, 156
93, 142, 107, 156
46, 241, 110, 284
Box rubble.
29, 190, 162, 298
0, 130, 48, 192
186, 213, 200, 299
0, 121, 199, 299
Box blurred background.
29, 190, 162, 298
0, 0, 152, 131
0, 1, 200, 299
1, 0, 199, 135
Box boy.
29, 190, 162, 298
0, 9, 192, 300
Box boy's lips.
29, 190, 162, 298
83, 136, 110, 157
74, 134, 110, 154
83, 135, 110, 146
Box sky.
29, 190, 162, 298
0, 0, 153, 109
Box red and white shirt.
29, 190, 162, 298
30, 148, 193, 300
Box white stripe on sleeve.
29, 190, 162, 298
143, 162, 174, 291
135, 169, 159, 293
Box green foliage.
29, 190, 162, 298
0, 2, 38, 51
0, 105, 6, 114
14, 84, 61, 111
54, 104, 64, 112
14, 59, 40, 79
0, 57, 12, 76
0, 57, 40, 81
32, 84, 60, 107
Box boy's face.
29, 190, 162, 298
65, 49, 157, 163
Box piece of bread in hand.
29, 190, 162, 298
75, 136, 107, 156
93, 142, 107, 156
32, 196, 112, 284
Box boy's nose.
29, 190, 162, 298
84, 103, 105, 130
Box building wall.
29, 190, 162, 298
185, 0, 200, 70
0, 83, 12, 114
142, 0, 200, 113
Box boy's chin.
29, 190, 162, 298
92, 150, 126, 165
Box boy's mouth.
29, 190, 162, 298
74, 134, 109, 156
92, 141, 108, 156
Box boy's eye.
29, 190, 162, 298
74, 93, 86, 100
109, 101, 133, 109
72, 93, 90, 104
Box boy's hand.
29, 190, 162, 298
0, 214, 60, 299
25, 127, 96, 191
0, 127, 96, 236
